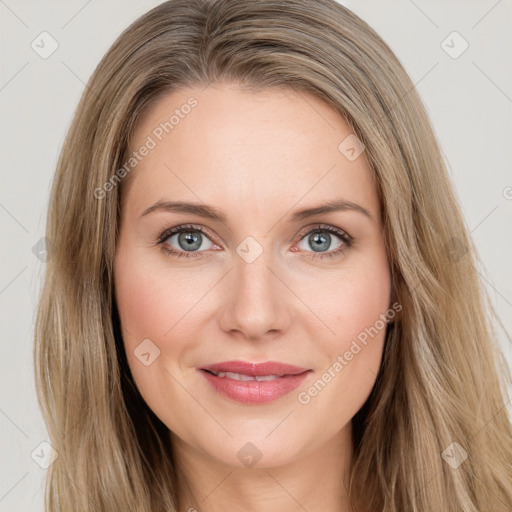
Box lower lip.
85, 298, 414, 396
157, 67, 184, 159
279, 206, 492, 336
200, 370, 311, 404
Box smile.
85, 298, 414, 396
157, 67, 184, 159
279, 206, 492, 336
199, 360, 312, 404
206, 371, 284, 381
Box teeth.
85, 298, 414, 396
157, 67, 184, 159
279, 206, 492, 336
209, 371, 283, 381
225, 371, 254, 381
254, 375, 281, 381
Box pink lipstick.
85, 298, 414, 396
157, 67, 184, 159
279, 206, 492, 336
199, 360, 311, 404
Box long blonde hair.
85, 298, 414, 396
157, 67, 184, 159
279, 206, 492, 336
34, 0, 512, 510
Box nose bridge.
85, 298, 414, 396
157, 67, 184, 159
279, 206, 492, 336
235, 239, 275, 298
219, 235, 291, 338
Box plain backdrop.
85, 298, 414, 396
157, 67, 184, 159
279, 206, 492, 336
1, 1, 511, 510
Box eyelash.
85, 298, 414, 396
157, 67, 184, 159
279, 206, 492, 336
156, 223, 353, 261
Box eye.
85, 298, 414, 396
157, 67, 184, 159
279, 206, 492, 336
157, 223, 353, 260
157, 224, 218, 259
293, 224, 353, 260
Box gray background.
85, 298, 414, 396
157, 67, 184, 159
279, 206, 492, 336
1, 1, 511, 510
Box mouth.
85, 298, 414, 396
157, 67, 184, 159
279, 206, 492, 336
202, 370, 288, 381
199, 360, 312, 404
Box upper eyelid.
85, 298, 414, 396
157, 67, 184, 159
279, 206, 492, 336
296, 223, 351, 239
159, 224, 217, 243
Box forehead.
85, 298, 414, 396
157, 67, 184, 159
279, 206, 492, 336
122, 83, 379, 223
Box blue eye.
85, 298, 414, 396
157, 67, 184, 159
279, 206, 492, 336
158, 224, 216, 259
295, 225, 352, 259
157, 223, 353, 260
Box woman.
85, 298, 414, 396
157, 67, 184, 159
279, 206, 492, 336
34, 0, 512, 510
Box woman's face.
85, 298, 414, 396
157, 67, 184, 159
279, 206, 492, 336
114, 83, 392, 469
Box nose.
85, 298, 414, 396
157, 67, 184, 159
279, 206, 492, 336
217, 243, 293, 341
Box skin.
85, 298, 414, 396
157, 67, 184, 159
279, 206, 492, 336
114, 82, 392, 512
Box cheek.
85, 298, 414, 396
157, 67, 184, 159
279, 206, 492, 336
114, 248, 202, 343
337, 258, 391, 373
295, 248, 391, 411
113, 253, 200, 423
335, 270, 390, 342
115, 270, 167, 355
303, 250, 391, 344
113, 249, 217, 380
113, 247, 173, 376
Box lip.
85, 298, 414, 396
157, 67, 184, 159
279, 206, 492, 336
199, 360, 311, 404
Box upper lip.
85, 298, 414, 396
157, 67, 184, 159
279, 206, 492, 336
201, 360, 310, 377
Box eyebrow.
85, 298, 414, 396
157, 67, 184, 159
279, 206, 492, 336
139, 198, 373, 223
